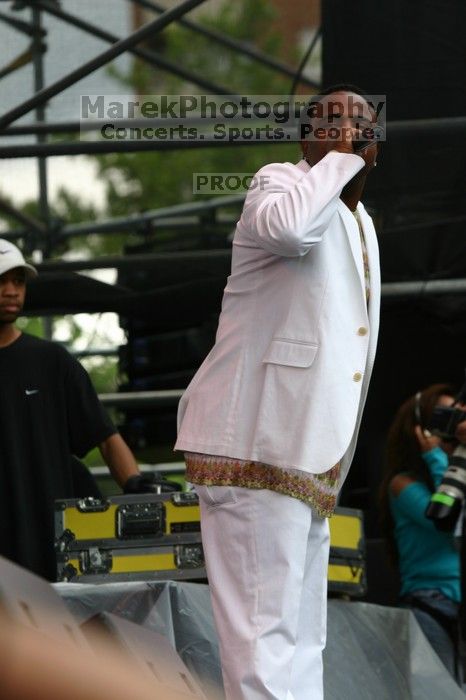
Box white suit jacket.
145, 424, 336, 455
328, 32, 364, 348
175, 151, 380, 483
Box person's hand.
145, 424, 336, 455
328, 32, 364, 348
123, 472, 181, 494
414, 424, 441, 453
455, 420, 466, 445
355, 139, 378, 172
329, 119, 378, 174
326, 117, 356, 155
301, 122, 355, 164
123, 473, 158, 494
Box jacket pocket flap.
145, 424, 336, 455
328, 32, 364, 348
263, 339, 319, 368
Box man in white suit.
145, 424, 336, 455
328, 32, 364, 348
175, 85, 381, 699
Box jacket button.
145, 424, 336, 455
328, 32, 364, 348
357, 327, 368, 336
353, 372, 362, 382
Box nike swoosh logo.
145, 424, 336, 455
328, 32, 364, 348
25, 389, 39, 396
0, 250, 10, 254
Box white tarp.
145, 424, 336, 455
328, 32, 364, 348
55, 581, 465, 700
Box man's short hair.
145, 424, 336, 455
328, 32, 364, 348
303, 83, 369, 124
318, 83, 367, 99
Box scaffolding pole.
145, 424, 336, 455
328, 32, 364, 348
0, 195, 46, 236
1, 115, 465, 139
3, 204, 465, 244
0, 194, 244, 239
381, 278, 466, 299
31, 5, 50, 239
2, 116, 466, 158
31, 4, 54, 338
0, 8, 45, 37
0, 214, 237, 241
36, 249, 232, 272
98, 390, 183, 409
28, 259, 466, 298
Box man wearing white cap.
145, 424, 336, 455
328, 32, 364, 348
0, 239, 145, 580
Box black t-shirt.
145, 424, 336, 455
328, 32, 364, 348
0, 333, 116, 580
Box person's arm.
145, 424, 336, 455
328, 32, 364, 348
62, 351, 159, 494
422, 446, 450, 488
99, 433, 140, 489
414, 425, 449, 488
242, 151, 364, 257
100, 433, 162, 494
390, 475, 441, 530
390, 432, 450, 530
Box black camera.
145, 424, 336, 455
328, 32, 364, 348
429, 405, 466, 441
425, 449, 466, 531
425, 373, 466, 530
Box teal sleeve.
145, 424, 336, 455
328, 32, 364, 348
391, 481, 438, 531
421, 446, 449, 488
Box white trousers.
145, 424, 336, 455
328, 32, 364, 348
196, 485, 330, 700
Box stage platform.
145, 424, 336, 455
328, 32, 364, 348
55, 580, 465, 699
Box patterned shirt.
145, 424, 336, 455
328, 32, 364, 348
185, 453, 341, 518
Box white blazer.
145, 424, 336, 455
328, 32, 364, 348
175, 151, 380, 483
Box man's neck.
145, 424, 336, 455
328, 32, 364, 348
0, 324, 21, 348
340, 172, 367, 212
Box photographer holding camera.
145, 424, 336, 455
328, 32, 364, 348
379, 384, 466, 679
426, 383, 466, 531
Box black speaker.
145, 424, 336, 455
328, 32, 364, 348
322, 0, 466, 120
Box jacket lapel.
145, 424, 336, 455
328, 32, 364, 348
358, 204, 381, 336
337, 200, 367, 304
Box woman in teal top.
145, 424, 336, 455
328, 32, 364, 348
390, 444, 460, 602
379, 383, 460, 678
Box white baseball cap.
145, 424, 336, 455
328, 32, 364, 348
0, 239, 38, 279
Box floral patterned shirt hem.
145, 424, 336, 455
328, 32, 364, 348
184, 453, 341, 518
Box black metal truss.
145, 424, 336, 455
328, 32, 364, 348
1, 116, 465, 158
